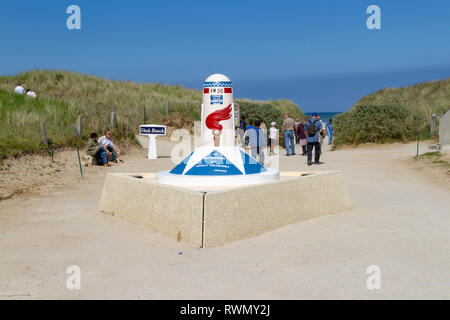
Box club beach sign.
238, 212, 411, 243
139, 124, 166, 159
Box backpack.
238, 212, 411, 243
307, 119, 318, 137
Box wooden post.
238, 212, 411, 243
76, 115, 82, 137
430, 113, 436, 137
165, 101, 169, 116
110, 112, 116, 128
40, 121, 49, 148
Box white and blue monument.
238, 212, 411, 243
100, 74, 352, 247
156, 74, 279, 186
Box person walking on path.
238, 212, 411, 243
317, 115, 325, 156
294, 117, 301, 144
269, 122, 278, 155
282, 114, 295, 156
296, 118, 307, 156
304, 113, 323, 166
246, 120, 266, 165
239, 116, 247, 148
327, 119, 333, 144
260, 121, 267, 136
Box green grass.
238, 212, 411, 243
0, 70, 303, 158
420, 151, 442, 157
355, 78, 450, 118
415, 151, 450, 169
432, 160, 450, 167
333, 104, 427, 148
333, 78, 449, 147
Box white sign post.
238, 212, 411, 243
139, 124, 166, 159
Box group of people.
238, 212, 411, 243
239, 113, 334, 167
86, 130, 123, 167
283, 113, 334, 165
14, 82, 37, 98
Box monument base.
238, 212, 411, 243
156, 168, 279, 187
99, 171, 352, 248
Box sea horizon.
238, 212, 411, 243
304, 112, 342, 121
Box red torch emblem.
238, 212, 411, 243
205, 104, 232, 147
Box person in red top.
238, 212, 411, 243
296, 118, 308, 156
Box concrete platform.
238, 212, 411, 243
99, 171, 352, 247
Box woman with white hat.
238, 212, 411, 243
269, 122, 278, 155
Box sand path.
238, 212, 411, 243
0, 140, 449, 299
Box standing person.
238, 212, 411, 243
14, 82, 25, 95
246, 120, 265, 165
304, 113, 323, 166
98, 130, 121, 163
296, 118, 307, 156
260, 121, 267, 136
239, 116, 247, 148
327, 119, 333, 144
86, 133, 111, 167
269, 122, 278, 155
294, 117, 301, 144
257, 120, 266, 165
26, 89, 36, 98
243, 120, 254, 151
317, 115, 325, 156
282, 114, 295, 156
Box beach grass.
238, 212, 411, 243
0, 70, 302, 159
332, 78, 449, 147
355, 78, 450, 119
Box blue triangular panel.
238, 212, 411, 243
240, 150, 267, 174
185, 150, 243, 176
169, 152, 193, 174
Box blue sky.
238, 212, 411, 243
1, 0, 449, 111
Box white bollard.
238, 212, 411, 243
139, 124, 166, 160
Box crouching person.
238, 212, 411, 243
98, 130, 122, 163
86, 133, 111, 167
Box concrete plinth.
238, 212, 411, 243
99, 171, 352, 248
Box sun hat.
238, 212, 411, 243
271, 122, 276, 126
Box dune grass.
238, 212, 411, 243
0, 70, 303, 159
332, 78, 449, 147
333, 104, 427, 148
355, 78, 450, 119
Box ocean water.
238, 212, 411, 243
304, 112, 342, 121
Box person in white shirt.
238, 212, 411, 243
269, 122, 278, 155
15, 82, 25, 95
26, 89, 37, 98
98, 130, 122, 163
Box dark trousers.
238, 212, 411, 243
301, 145, 307, 155
106, 146, 117, 161
95, 146, 108, 165
307, 142, 320, 163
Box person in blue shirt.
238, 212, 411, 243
239, 116, 247, 148
304, 113, 323, 166
245, 120, 266, 165
327, 119, 333, 144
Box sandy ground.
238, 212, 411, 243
0, 139, 449, 300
